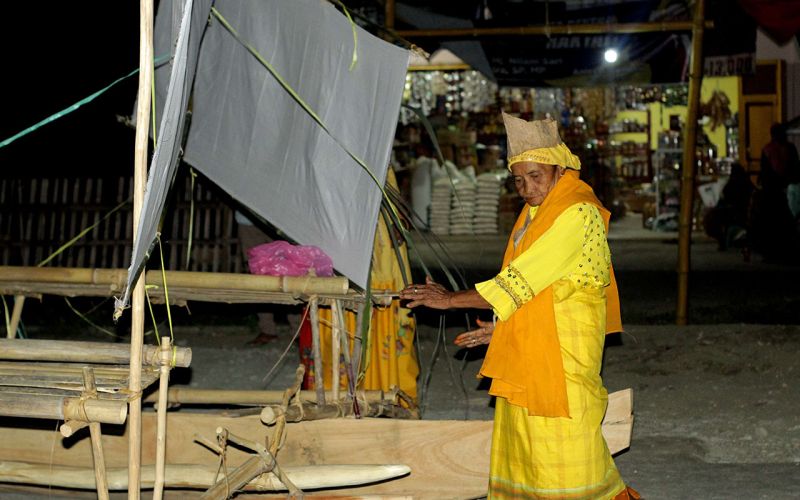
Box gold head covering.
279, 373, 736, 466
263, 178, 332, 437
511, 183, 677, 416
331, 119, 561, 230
502, 112, 581, 170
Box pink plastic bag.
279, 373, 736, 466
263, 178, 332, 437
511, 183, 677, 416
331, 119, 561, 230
247, 240, 334, 277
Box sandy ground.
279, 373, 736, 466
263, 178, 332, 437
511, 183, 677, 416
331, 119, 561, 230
5, 216, 800, 498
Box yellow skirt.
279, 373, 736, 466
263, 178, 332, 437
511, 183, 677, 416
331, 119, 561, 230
488, 283, 626, 499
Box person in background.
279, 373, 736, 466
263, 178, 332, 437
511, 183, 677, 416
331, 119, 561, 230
750, 123, 800, 260
400, 113, 638, 499
703, 163, 753, 251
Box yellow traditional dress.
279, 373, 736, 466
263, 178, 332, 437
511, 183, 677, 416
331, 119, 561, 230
476, 172, 626, 499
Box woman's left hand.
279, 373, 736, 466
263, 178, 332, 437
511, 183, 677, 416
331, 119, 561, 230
453, 318, 494, 348
399, 276, 453, 309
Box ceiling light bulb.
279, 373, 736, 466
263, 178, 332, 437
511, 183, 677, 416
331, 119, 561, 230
604, 49, 619, 64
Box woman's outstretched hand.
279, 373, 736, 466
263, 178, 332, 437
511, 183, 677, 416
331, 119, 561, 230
454, 318, 494, 348
399, 276, 453, 309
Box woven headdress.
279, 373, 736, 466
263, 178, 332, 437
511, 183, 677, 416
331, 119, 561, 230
502, 112, 581, 170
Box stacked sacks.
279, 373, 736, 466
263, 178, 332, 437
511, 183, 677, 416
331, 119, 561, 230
429, 177, 453, 235
473, 171, 507, 235
449, 179, 477, 235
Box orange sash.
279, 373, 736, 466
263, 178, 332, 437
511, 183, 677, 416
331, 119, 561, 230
479, 170, 622, 417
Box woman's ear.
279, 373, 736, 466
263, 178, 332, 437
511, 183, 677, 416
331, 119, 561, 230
558, 167, 566, 177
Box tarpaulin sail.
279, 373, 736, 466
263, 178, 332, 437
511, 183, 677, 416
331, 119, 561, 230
182, 0, 408, 289
115, 0, 210, 316
117, 0, 408, 314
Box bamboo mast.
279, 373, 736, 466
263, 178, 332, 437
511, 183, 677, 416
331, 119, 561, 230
676, 0, 706, 326
130, 0, 154, 497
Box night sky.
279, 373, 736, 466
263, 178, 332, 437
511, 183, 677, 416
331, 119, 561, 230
1, 2, 142, 176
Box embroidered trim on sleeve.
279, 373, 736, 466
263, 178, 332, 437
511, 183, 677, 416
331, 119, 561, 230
494, 263, 535, 310
493, 275, 523, 309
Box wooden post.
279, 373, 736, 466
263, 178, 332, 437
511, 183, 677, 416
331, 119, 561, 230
6, 296, 25, 339
676, 0, 706, 326
82, 367, 110, 500
385, 0, 395, 31
309, 296, 325, 405
130, 0, 154, 497
331, 300, 341, 402
152, 337, 171, 500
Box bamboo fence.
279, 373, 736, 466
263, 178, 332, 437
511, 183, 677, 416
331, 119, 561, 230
0, 173, 242, 273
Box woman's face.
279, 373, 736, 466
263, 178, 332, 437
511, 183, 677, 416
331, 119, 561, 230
511, 161, 562, 206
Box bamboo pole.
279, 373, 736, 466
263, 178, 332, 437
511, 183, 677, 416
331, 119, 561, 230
152, 338, 171, 500
144, 270, 349, 295
334, 299, 358, 416
0, 267, 126, 286
142, 387, 386, 405
6, 295, 25, 339
0, 339, 191, 367
676, 0, 706, 326
0, 392, 127, 424
309, 296, 325, 405
395, 20, 714, 38
352, 301, 365, 380
331, 300, 341, 402
130, 0, 154, 497
0, 266, 350, 296
83, 367, 110, 500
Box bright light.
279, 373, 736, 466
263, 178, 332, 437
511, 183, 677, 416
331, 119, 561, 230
604, 49, 619, 64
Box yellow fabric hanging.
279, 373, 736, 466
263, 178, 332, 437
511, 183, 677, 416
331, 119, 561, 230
318, 170, 418, 399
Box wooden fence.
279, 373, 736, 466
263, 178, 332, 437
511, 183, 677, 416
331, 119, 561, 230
0, 173, 244, 273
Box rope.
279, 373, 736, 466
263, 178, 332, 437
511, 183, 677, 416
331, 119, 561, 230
328, 0, 359, 71
38, 199, 129, 268
261, 305, 310, 384
76, 394, 92, 422
216, 430, 231, 499
156, 237, 175, 342
64, 297, 119, 338
0, 55, 169, 150
184, 168, 198, 269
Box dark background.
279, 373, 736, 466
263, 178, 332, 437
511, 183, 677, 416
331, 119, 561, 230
1, 2, 141, 177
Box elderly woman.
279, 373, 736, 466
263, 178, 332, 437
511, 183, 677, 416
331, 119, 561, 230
400, 114, 638, 500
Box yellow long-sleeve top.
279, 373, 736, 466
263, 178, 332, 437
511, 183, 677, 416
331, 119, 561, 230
476, 202, 611, 321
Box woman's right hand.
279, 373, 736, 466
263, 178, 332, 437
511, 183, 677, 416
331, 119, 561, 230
399, 276, 454, 310
454, 318, 494, 348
